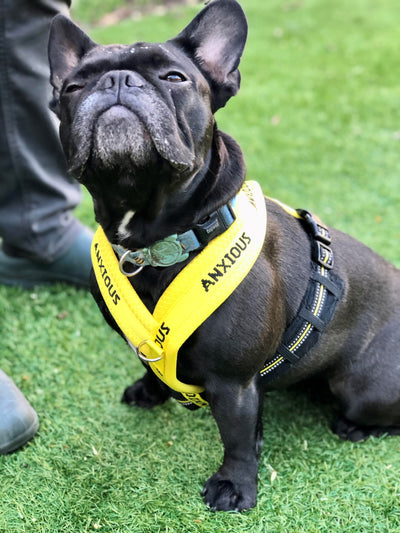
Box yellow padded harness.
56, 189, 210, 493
91, 181, 267, 408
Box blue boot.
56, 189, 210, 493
0, 370, 39, 454
0, 226, 93, 289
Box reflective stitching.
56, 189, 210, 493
259, 209, 342, 384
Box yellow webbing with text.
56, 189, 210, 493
91, 181, 267, 406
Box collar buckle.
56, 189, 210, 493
193, 203, 236, 245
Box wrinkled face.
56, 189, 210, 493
57, 41, 214, 214
49, 1, 248, 228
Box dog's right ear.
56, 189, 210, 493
48, 15, 96, 115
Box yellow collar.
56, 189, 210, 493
91, 181, 267, 408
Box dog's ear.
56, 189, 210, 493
48, 15, 96, 115
170, 0, 248, 111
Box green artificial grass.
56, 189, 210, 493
1, 0, 400, 531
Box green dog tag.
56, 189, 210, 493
146, 235, 189, 267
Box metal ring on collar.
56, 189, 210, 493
118, 249, 145, 277
135, 340, 164, 363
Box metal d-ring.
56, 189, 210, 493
118, 249, 144, 277
135, 340, 163, 363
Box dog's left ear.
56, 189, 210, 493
170, 0, 248, 111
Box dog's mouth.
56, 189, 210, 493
92, 105, 157, 169
67, 96, 196, 178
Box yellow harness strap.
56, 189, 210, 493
91, 181, 267, 407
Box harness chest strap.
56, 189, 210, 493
91, 181, 267, 407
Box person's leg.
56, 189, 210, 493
0, 0, 92, 288
0, 370, 39, 454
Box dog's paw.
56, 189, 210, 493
333, 417, 400, 442
121, 377, 170, 409
202, 472, 256, 512
332, 417, 370, 442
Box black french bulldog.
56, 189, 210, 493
48, 0, 400, 512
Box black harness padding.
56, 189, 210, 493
259, 210, 344, 384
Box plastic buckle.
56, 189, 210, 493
315, 224, 332, 246
313, 241, 333, 269
194, 204, 235, 245
297, 209, 331, 245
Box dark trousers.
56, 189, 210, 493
0, 0, 83, 262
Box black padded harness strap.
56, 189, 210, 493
310, 270, 342, 298
260, 209, 344, 384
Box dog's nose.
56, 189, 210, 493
122, 72, 144, 88
100, 70, 144, 91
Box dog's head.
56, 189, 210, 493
48, 0, 247, 240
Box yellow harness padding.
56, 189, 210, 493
91, 181, 267, 405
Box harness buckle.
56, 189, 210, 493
313, 241, 334, 269
297, 209, 331, 245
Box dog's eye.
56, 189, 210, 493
64, 83, 85, 94
163, 72, 186, 83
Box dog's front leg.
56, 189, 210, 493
202, 376, 263, 511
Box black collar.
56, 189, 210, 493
112, 201, 236, 274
